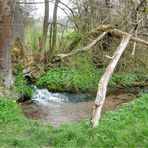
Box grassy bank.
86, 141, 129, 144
0, 94, 148, 147
36, 65, 144, 93
36, 53, 145, 93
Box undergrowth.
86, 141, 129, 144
36, 54, 139, 92
36, 66, 103, 92
36, 54, 104, 92
0, 94, 148, 147
14, 72, 32, 97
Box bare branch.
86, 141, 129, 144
57, 32, 107, 59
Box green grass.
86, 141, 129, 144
36, 67, 139, 92
0, 94, 148, 147
0, 98, 53, 147
109, 73, 138, 86
25, 29, 75, 52
36, 54, 139, 92
36, 66, 104, 92
13, 72, 32, 97
36, 54, 105, 92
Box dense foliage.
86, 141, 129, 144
14, 73, 32, 97
36, 59, 140, 92
36, 65, 104, 92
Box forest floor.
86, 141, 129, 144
0, 93, 148, 147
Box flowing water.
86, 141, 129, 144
20, 86, 138, 126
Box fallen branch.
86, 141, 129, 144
25, 26, 148, 80
91, 35, 131, 127
110, 29, 148, 46
57, 26, 148, 60
57, 32, 107, 59
92, 25, 148, 46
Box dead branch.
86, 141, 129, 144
131, 23, 140, 56
57, 32, 108, 59
57, 25, 148, 60
93, 25, 148, 46
92, 35, 131, 127
110, 29, 148, 46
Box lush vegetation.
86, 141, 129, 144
36, 54, 141, 93
13, 53, 147, 95
1, 1, 147, 147
19, 27, 148, 94
0, 94, 148, 147
13, 72, 32, 97
36, 58, 104, 92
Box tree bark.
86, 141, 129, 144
91, 35, 131, 127
42, 0, 49, 50
0, 1, 13, 88
48, 0, 59, 61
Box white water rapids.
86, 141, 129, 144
31, 86, 69, 106
31, 86, 91, 106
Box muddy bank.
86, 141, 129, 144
20, 92, 137, 126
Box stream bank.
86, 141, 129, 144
14, 71, 148, 126
20, 87, 139, 126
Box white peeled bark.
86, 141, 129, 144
92, 35, 131, 127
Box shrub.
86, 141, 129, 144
14, 73, 32, 97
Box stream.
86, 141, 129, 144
20, 86, 140, 126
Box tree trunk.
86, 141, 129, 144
42, 0, 49, 50
0, 1, 13, 88
48, 0, 59, 61
92, 35, 131, 127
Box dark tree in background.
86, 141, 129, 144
48, 0, 60, 61
42, 0, 49, 51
